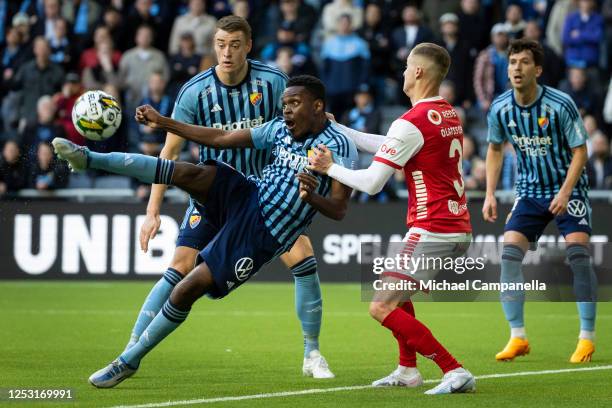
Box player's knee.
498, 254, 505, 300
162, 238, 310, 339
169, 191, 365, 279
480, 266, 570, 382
369, 301, 394, 322
169, 247, 199, 276
170, 266, 213, 308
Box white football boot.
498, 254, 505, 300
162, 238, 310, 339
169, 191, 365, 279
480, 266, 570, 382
88, 358, 137, 388
302, 350, 335, 379
424, 367, 476, 395
52, 137, 89, 172
372, 366, 424, 387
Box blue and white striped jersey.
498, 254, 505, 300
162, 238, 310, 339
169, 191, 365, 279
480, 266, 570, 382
487, 85, 589, 198
172, 59, 288, 178
250, 117, 358, 252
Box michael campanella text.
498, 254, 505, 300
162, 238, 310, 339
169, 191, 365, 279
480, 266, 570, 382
372, 279, 547, 292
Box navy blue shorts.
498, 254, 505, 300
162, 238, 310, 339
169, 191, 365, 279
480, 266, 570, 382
192, 160, 281, 299
504, 195, 592, 243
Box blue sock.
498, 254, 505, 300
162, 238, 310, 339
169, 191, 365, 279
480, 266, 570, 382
567, 245, 598, 331
87, 151, 175, 184
292, 256, 322, 357
126, 268, 184, 349
500, 245, 526, 329
121, 300, 190, 368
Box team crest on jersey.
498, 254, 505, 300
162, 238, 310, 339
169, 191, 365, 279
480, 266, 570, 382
538, 117, 549, 130
249, 92, 262, 106
427, 109, 442, 125
189, 211, 201, 229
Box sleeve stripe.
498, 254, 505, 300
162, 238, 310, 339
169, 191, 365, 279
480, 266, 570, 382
373, 156, 402, 170
546, 93, 577, 120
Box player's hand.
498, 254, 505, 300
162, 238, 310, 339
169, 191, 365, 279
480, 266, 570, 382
482, 194, 498, 222
549, 191, 570, 216
139, 212, 161, 253
297, 171, 319, 200
307, 144, 333, 175
135, 105, 162, 129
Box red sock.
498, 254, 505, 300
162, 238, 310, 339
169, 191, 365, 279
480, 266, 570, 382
382, 307, 460, 373
394, 301, 416, 367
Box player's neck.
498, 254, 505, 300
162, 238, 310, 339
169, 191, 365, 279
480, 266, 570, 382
513, 83, 539, 106
215, 62, 249, 86
408, 83, 439, 106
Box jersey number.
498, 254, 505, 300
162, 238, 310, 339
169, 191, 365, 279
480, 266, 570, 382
449, 139, 465, 197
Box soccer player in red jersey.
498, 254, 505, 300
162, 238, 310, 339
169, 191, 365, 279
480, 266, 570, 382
309, 43, 475, 394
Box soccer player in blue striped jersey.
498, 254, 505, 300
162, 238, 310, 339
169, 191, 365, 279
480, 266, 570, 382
483, 39, 597, 363
135, 17, 334, 378
52, 75, 357, 388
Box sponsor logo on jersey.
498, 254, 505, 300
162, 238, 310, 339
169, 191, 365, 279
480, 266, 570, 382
448, 200, 468, 215
440, 109, 457, 119
440, 125, 463, 138
274, 145, 309, 171
579, 218, 589, 226
521, 111, 530, 118
249, 92, 262, 106
380, 144, 397, 155
227, 281, 235, 289
508, 119, 517, 128
511, 134, 553, 156
212, 116, 264, 130
567, 199, 587, 218
189, 213, 201, 228
211, 103, 222, 112
235, 257, 254, 281
427, 109, 442, 125
538, 116, 549, 130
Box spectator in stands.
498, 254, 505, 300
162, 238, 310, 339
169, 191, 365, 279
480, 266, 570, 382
421, 0, 461, 37
12, 12, 32, 49
78, 26, 122, 73
22, 95, 65, 158
321, 0, 363, 38
457, 0, 489, 55
465, 158, 486, 190
358, 3, 391, 106
125, 0, 166, 51
562, 0, 603, 69
523, 20, 564, 87
119, 24, 169, 111
437, 13, 473, 107
321, 14, 369, 119
559, 67, 602, 119
273, 47, 295, 76
583, 114, 606, 156
586, 133, 612, 189
604, 0, 612, 72
503, 4, 527, 39
33, 0, 62, 41
546, 0, 577, 57
462, 135, 477, 177
277, 0, 318, 44
168, 32, 203, 97
28, 141, 69, 190
61, 0, 102, 50
82, 39, 121, 90
0, 2, 21, 46
11, 36, 64, 128
48, 18, 73, 70
604, 79, 612, 125
101, 7, 128, 53
391, 5, 434, 82
232, 0, 250, 21
1, 27, 31, 98
260, 22, 311, 73
168, 0, 216, 59
439, 80, 466, 124
0, 140, 28, 196
473, 23, 509, 112
136, 72, 173, 156
54, 72, 85, 145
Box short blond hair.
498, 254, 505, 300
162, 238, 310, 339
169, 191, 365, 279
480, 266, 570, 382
411, 43, 451, 82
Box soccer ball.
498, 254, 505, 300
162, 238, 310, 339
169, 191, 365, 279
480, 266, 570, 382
72, 90, 122, 141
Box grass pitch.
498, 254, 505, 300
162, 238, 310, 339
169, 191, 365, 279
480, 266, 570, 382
1, 281, 611, 408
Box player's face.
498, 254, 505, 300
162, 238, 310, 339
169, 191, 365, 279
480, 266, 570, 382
282, 86, 321, 140
508, 50, 542, 91
214, 29, 252, 75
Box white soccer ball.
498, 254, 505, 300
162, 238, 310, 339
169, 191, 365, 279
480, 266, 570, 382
71, 90, 122, 141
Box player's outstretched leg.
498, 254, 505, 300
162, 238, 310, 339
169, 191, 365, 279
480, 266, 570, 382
372, 301, 420, 387
88, 262, 214, 388
281, 236, 334, 379
496, 243, 530, 361
566, 243, 597, 362
52, 138, 215, 204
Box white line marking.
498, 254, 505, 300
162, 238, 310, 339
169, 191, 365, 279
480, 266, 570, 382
108, 365, 612, 408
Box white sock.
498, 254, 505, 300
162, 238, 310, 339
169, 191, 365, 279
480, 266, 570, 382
397, 365, 419, 376
511, 327, 526, 339
579, 330, 595, 341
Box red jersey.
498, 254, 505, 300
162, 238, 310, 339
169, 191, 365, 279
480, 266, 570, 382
373, 96, 471, 233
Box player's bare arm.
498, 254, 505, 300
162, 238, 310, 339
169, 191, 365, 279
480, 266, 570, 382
549, 144, 588, 216
135, 105, 254, 148
483, 143, 503, 222
298, 173, 352, 221
308, 145, 394, 195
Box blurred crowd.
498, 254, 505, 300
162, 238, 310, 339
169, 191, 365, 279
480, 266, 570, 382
1, 0, 612, 201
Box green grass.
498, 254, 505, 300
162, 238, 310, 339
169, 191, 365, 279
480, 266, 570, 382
1, 282, 611, 408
